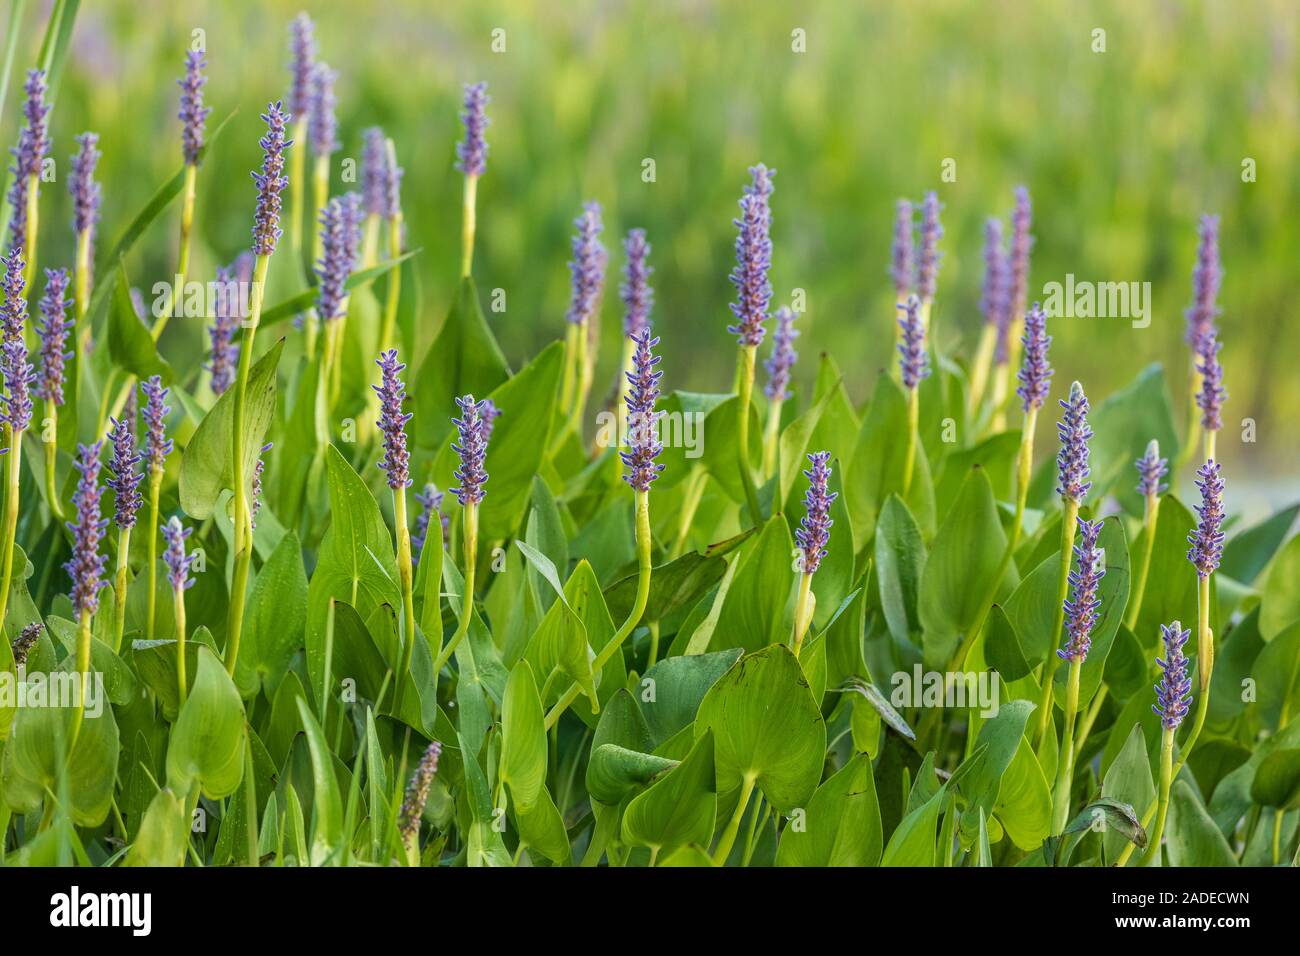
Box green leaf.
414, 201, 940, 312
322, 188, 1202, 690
1133, 495, 1199, 645
1063, 798, 1147, 852
108, 259, 170, 380
834, 676, 916, 742
638, 648, 744, 747
995, 737, 1052, 850
881, 786, 944, 866
846, 372, 935, 539
254, 250, 422, 332
124, 788, 189, 867
775, 752, 882, 866
1251, 749, 1300, 809
1260, 534, 1300, 642
622, 729, 718, 855
165, 646, 245, 799
234, 531, 308, 698
294, 697, 345, 866
956, 698, 1035, 840
586, 744, 677, 805
500, 661, 548, 809
604, 550, 728, 624
710, 515, 793, 653
875, 494, 925, 646
179, 338, 285, 520
1101, 725, 1156, 864
1252, 620, 1300, 729
1165, 780, 1238, 866
699, 395, 763, 504
694, 644, 826, 813
1222, 504, 1300, 586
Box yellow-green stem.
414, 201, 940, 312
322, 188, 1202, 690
1141, 728, 1176, 866
393, 486, 417, 714
545, 490, 651, 730
74, 228, 91, 338
144, 468, 162, 641
43, 403, 62, 519
171, 163, 197, 324
902, 384, 920, 496
616, 337, 635, 437
432, 502, 479, 677
735, 345, 760, 523
111, 526, 132, 653
571, 320, 591, 439
288, 117, 308, 273
461, 174, 478, 278
311, 156, 329, 264
1125, 494, 1161, 631
361, 211, 381, 269
671, 464, 707, 559
22, 172, 37, 289
1074, 685, 1107, 762
1008, 406, 1038, 555
990, 362, 1009, 432
712, 773, 757, 865
762, 395, 783, 479
967, 324, 996, 418
1178, 364, 1203, 471
379, 213, 404, 353
174, 583, 188, 705
1204, 428, 1217, 465
68, 608, 92, 747
560, 324, 579, 418
791, 572, 814, 657
1035, 497, 1080, 743
1050, 658, 1082, 834
0, 426, 23, 632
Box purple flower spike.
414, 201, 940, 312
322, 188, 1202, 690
177, 50, 211, 166
451, 395, 494, 506
1153, 621, 1193, 730
107, 415, 143, 530
1185, 214, 1221, 347
764, 305, 799, 402
1008, 186, 1033, 316
251, 442, 271, 529
383, 141, 404, 220
795, 451, 837, 575
11, 621, 42, 669
1056, 381, 1093, 503
727, 164, 776, 347
315, 193, 362, 321
1058, 516, 1106, 663
251, 102, 292, 257
896, 295, 930, 390
12, 70, 50, 181
620, 330, 665, 492
362, 128, 389, 217
161, 516, 195, 592
141, 375, 173, 473
35, 268, 71, 406
1195, 331, 1226, 432
1016, 301, 1053, 413
64, 442, 109, 618
412, 483, 447, 562
980, 217, 1010, 362
308, 62, 339, 158
621, 228, 654, 338
69, 132, 102, 237
916, 191, 943, 302
0, 251, 33, 432
1136, 439, 1168, 499
208, 262, 241, 396
890, 199, 914, 298
566, 201, 607, 326
1187, 459, 1225, 579
455, 82, 490, 177
288, 13, 316, 116
399, 740, 443, 847
373, 350, 412, 489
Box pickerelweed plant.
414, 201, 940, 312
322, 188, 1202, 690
2, 6, 1295, 872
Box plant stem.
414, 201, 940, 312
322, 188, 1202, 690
712, 773, 756, 865
0, 425, 24, 631
735, 344, 760, 524
361, 212, 381, 269
431, 501, 479, 677
670, 464, 707, 559
761, 395, 783, 479
1126, 493, 1161, 631
1008, 405, 1038, 555
68, 608, 91, 746
22, 172, 38, 289
145, 467, 162, 641
175, 583, 188, 705
1178, 363, 1203, 472
172, 163, 197, 323
393, 485, 417, 714
1050, 658, 1082, 834
1034, 498, 1079, 743
967, 323, 996, 419
990, 363, 1009, 432
42, 403, 62, 519
461, 174, 478, 278
544, 490, 652, 730
1141, 727, 1175, 866
288, 117, 308, 275
1204, 428, 1216, 465
224, 254, 271, 677
572, 320, 592, 439
902, 383, 919, 496
378, 212, 403, 352
111, 526, 132, 653
74, 227, 91, 349
791, 571, 813, 657
1073, 685, 1107, 762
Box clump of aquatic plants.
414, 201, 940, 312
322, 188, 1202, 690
1, 5, 1298, 870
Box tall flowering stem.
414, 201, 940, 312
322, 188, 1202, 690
374, 350, 418, 711
398, 740, 443, 865
107, 413, 142, 653
361, 127, 388, 268
545, 332, 663, 730
1003, 186, 1033, 376
69, 132, 101, 343
618, 228, 654, 436
456, 82, 489, 277
141, 376, 173, 642
378, 137, 405, 354
308, 62, 339, 264
170, 50, 211, 325
1035, 380, 1092, 743
889, 198, 914, 362
1010, 302, 1052, 553
13, 71, 50, 290
36, 267, 71, 518
1125, 440, 1168, 632
761, 305, 798, 477
286, 13, 315, 272
792, 451, 835, 657
968, 217, 1006, 419
1050, 516, 1105, 834
897, 295, 929, 495
1142, 621, 1192, 866
560, 201, 607, 437
0, 251, 31, 632
727, 164, 775, 523
64, 442, 107, 744
1180, 215, 1221, 468
915, 191, 942, 332
1195, 331, 1226, 463
432, 395, 496, 678
316, 193, 362, 404
227, 103, 290, 678
162, 516, 195, 703
207, 260, 243, 396
1185, 459, 1223, 733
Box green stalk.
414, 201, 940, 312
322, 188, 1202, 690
224, 254, 271, 677
361, 212, 381, 270
761, 395, 783, 479
288, 117, 308, 275
167, 162, 198, 326
111, 526, 132, 653
144, 467, 162, 641
572, 320, 592, 438
1008, 405, 1038, 555
393, 484, 416, 714
1034, 498, 1079, 743
902, 383, 919, 496
712, 773, 756, 865
73, 226, 91, 350
0, 424, 23, 631
461, 173, 478, 278
68, 607, 91, 746
1126, 492, 1162, 631
990, 362, 1009, 432
378, 211, 404, 353
967, 324, 996, 418
43, 402, 62, 519
616, 336, 635, 437
735, 344, 760, 524
1050, 658, 1082, 834
431, 501, 479, 677
544, 490, 651, 730
790, 571, 813, 658
670, 464, 707, 559
1178, 363, 1203, 471
22, 171, 37, 289
174, 581, 188, 705
1141, 727, 1175, 866
559, 323, 579, 418
1204, 428, 1217, 466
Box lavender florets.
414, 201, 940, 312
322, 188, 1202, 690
727, 164, 775, 347
916, 191, 942, 301
1153, 621, 1193, 730
980, 217, 1010, 362
12, 70, 50, 181
398, 740, 443, 847
288, 13, 316, 117
1008, 186, 1033, 317
454, 82, 490, 177
1185, 213, 1221, 347
362, 127, 389, 217
565, 201, 607, 326
1187, 460, 1225, 579
251, 101, 292, 257
177, 50, 211, 165
1016, 301, 1053, 413
450, 395, 494, 506
764, 305, 799, 402
412, 483, 447, 562
308, 62, 339, 158
35, 268, 71, 406
890, 199, 914, 298
0, 251, 32, 432
795, 451, 836, 575
374, 349, 412, 490
1057, 516, 1105, 663
1195, 331, 1226, 432
161, 516, 195, 592
315, 193, 362, 321
1136, 439, 1168, 499
897, 295, 930, 390
251, 441, 271, 529
141, 375, 173, 473
620, 330, 665, 492
208, 262, 241, 396
107, 415, 143, 529
621, 228, 653, 338
1056, 381, 1092, 503
70, 132, 102, 237
64, 442, 109, 618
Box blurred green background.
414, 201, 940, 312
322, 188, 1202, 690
11, 0, 1299, 511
